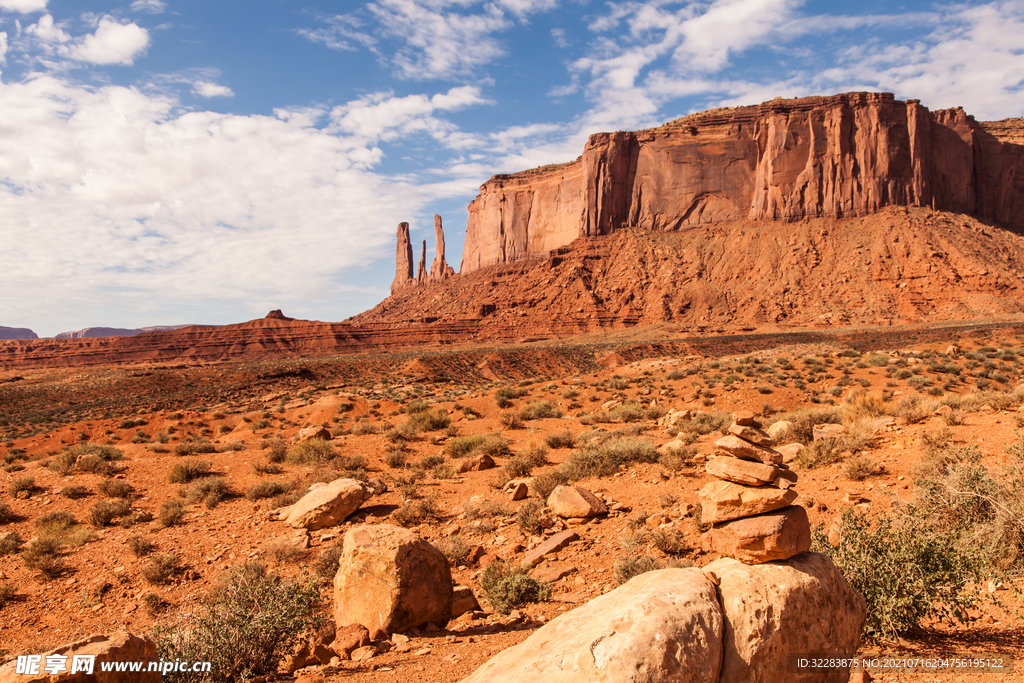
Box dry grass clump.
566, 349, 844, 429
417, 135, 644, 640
157, 499, 187, 528
844, 455, 880, 481
168, 459, 213, 484
263, 439, 288, 463
444, 433, 510, 459
613, 555, 660, 584
407, 408, 451, 432
480, 560, 550, 614
895, 395, 936, 425
0, 501, 15, 525
544, 430, 575, 449
518, 400, 563, 420
286, 439, 336, 463
794, 438, 846, 470
659, 445, 696, 472
498, 411, 524, 429
314, 546, 344, 580
59, 485, 90, 499
127, 535, 156, 557
0, 581, 16, 606
8, 476, 35, 496
251, 460, 282, 475
561, 437, 659, 481
435, 536, 469, 566
181, 477, 230, 509
650, 529, 688, 556
98, 479, 133, 498
841, 389, 890, 422
263, 539, 306, 564
772, 407, 842, 445
21, 537, 66, 578
516, 499, 545, 535
391, 497, 441, 527
502, 456, 534, 479
175, 438, 216, 457
246, 481, 292, 501
530, 469, 569, 500
143, 553, 182, 584
88, 499, 132, 527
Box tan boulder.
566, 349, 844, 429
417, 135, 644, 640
698, 480, 798, 524
334, 524, 453, 636
714, 435, 782, 465
731, 410, 756, 426
765, 420, 792, 442
705, 552, 866, 683
772, 468, 798, 489
658, 438, 691, 456
452, 585, 481, 618
547, 486, 608, 518
705, 456, 782, 487
702, 505, 811, 564
329, 624, 370, 659
813, 423, 846, 441
458, 568, 723, 683
728, 424, 773, 446
458, 454, 496, 472
659, 408, 693, 429
776, 443, 804, 464
280, 478, 373, 530
0, 632, 159, 683
297, 426, 332, 442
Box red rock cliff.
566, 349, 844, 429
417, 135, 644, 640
461, 92, 1024, 273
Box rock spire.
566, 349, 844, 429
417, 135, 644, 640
390, 215, 457, 295
390, 222, 414, 295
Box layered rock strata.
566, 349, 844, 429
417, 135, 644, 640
461, 92, 1024, 273
700, 412, 811, 564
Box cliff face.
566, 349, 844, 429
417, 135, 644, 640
461, 92, 1024, 273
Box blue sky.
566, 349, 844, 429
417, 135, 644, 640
1, 0, 1022, 336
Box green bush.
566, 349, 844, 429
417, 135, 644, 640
155, 562, 322, 682
812, 507, 987, 642
480, 560, 550, 614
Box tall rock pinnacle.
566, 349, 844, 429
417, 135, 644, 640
390, 222, 414, 294
417, 240, 428, 285
429, 214, 455, 282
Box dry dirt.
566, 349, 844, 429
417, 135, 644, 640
2, 330, 1024, 682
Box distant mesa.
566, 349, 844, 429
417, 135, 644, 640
0, 326, 38, 340
265, 310, 293, 320
55, 325, 193, 339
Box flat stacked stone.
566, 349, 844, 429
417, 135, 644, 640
700, 411, 811, 564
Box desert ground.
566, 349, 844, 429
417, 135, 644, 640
3, 328, 1024, 682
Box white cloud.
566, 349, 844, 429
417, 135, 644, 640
329, 85, 492, 145
0, 32, 7, 64
25, 13, 70, 43
192, 81, 234, 98
0, 0, 46, 14
71, 16, 149, 65
130, 0, 167, 14
0, 75, 435, 333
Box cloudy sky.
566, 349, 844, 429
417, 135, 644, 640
1, 0, 1022, 336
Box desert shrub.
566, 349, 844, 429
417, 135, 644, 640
155, 563, 322, 682
264, 439, 288, 463
246, 481, 291, 501
287, 440, 336, 463
444, 434, 509, 459
518, 400, 563, 420
841, 389, 890, 422
88, 500, 131, 527
175, 438, 216, 457
516, 499, 545, 535
98, 479, 133, 499
562, 437, 659, 481
143, 592, 169, 616
66, 443, 124, 461
0, 581, 16, 606
613, 554, 660, 584
128, 535, 156, 557
251, 460, 282, 476
351, 421, 378, 436
844, 455, 879, 481
313, 546, 343, 581
434, 536, 469, 566
60, 485, 89, 500
8, 476, 34, 496
0, 531, 22, 555
531, 469, 569, 500
271, 490, 302, 509
793, 437, 845, 470
157, 499, 187, 528
773, 407, 842, 445
384, 450, 408, 469
35, 511, 77, 537
544, 430, 575, 449
520, 442, 549, 467
0, 501, 14, 524
263, 539, 305, 564
183, 477, 230, 509
502, 456, 534, 479
390, 497, 441, 527
415, 454, 445, 471
21, 538, 66, 578
143, 553, 183, 584
895, 395, 934, 424
658, 446, 696, 472
942, 409, 966, 426
168, 459, 213, 484
683, 410, 731, 436
650, 529, 688, 556
407, 409, 451, 432
480, 559, 550, 614
813, 507, 987, 641
498, 411, 524, 429
47, 451, 79, 475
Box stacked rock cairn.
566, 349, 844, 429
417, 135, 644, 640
698, 411, 811, 564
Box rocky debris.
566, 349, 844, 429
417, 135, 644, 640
390, 222, 414, 295
532, 562, 575, 583
0, 632, 159, 683
452, 585, 481, 618
701, 419, 811, 564
706, 553, 866, 683
296, 425, 331, 442
461, 92, 1024, 275
698, 480, 799, 525
458, 568, 724, 683
429, 215, 456, 283
714, 435, 783, 465
658, 408, 692, 430
547, 485, 608, 518
334, 524, 453, 636
703, 506, 812, 564
457, 454, 496, 472
521, 529, 578, 566
329, 624, 371, 659
507, 481, 529, 501
277, 478, 373, 530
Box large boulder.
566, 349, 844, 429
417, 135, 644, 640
0, 632, 159, 683
705, 553, 866, 683
279, 478, 373, 530
547, 485, 608, 518
334, 524, 453, 636
458, 568, 723, 683
705, 455, 785, 487
714, 435, 783, 465
698, 480, 798, 524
